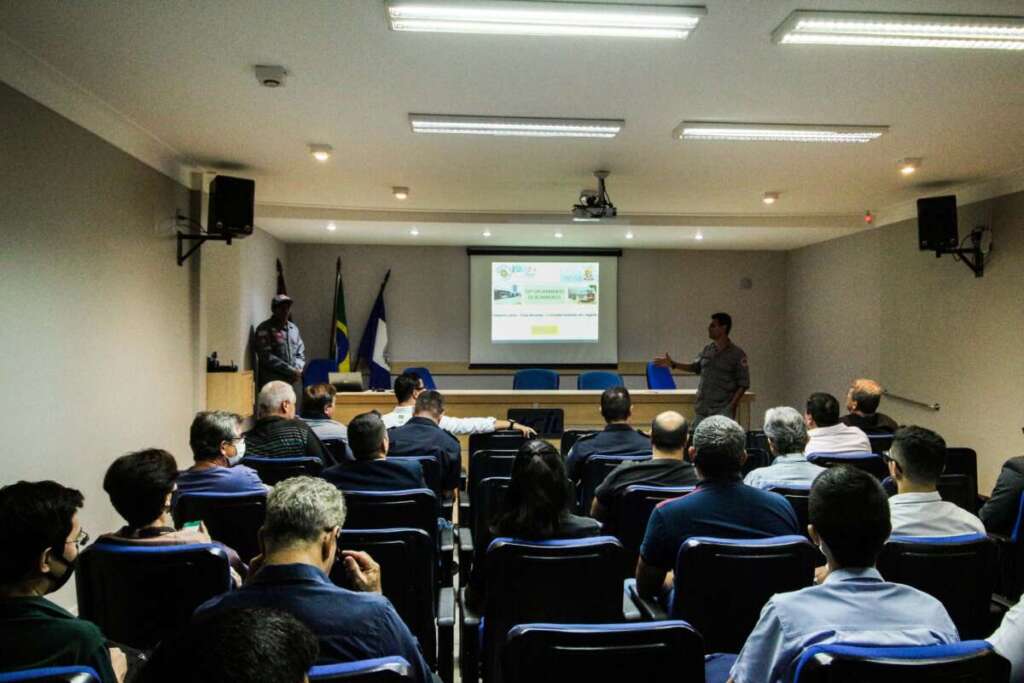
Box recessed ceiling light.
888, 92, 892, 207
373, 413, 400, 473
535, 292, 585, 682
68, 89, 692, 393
772, 10, 1024, 50
554, 231, 564, 239
410, 114, 624, 139
676, 121, 888, 143
326, 222, 337, 232
409, 227, 420, 236
762, 192, 780, 205
393, 186, 410, 200
625, 231, 634, 240
898, 158, 923, 175
694, 231, 704, 241
309, 144, 333, 162
482, 230, 492, 237
387, 1, 707, 39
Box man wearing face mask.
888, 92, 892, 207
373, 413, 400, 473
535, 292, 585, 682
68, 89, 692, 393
0, 480, 127, 682
175, 411, 270, 502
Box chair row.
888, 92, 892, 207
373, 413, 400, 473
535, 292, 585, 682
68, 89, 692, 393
404, 365, 679, 391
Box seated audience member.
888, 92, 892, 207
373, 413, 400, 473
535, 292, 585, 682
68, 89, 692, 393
566, 386, 652, 481
321, 411, 426, 491
299, 383, 352, 455
744, 406, 825, 489
382, 372, 536, 437
886, 426, 985, 536
988, 596, 1023, 683
465, 440, 600, 610
979, 454, 1024, 536
0, 481, 126, 682
591, 411, 697, 522
100, 449, 246, 581
245, 380, 329, 463
139, 607, 318, 683
387, 390, 461, 492
725, 467, 959, 683
194, 477, 432, 683
636, 416, 799, 600
175, 410, 269, 502
840, 378, 899, 433
804, 392, 871, 455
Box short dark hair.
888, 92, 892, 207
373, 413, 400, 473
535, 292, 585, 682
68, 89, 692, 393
414, 389, 444, 418
891, 426, 947, 485
140, 608, 318, 683
103, 449, 179, 530
303, 383, 336, 414
189, 411, 240, 462
494, 440, 573, 538
711, 312, 732, 334
691, 415, 745, 480
806, 392, 840, 427
809, 466, 890, 568
348, 411, 387, 461
600, 386, 631, 422
650, 413, 687, 451
0, 481, 84, 584
394, 372, 422, 403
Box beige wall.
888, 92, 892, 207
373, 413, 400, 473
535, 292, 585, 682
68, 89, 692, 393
786, 193, 1023, 494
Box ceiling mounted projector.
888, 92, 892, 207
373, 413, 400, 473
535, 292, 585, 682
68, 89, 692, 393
572, 170, 617, 220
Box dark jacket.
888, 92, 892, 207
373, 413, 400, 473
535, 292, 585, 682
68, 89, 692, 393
322, 458, 426, 492
387, 417, 461, 490
980, 456, 1024, 536
565, 423, 651, 480
840, 412, 899, 433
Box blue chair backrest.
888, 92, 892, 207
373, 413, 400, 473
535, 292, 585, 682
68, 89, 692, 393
879, 533, 995, 639
793, 641, 1010, 682
806, 451, 888, 479
341, 488, 440, 548
0, 667, 101, 683
765, 484, 812, 537
384, 451, 443, 497
867, 433, 895, 455
76, 542, 232, 649
241, 456, 323, 485
321, 438, 354, 465
304, 358, 339, 387
996, 491, 1024, 601
513, 369, 559, 390
501, 621, 704, 683
469, 431, 527, 457
577, 452, 652, 515
672, 535, 818, 653
611, 485, 695, 576
945, 447, 979, 511
742, 447, 771, 476
173, 491, 267, 565
746, 430, 770, 452
402, 367, 437, 390
645, 362, 676, 390
309, 657, 413, 682
330, 529, 437, 669
472, 477, 512, 559
576, 371, 623, 391
936, 474, 974, 514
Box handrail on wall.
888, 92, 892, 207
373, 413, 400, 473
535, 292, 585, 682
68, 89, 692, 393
882, 390, 940, 412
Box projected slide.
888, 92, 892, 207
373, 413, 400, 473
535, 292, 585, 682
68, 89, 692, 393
491, 262, 599, 343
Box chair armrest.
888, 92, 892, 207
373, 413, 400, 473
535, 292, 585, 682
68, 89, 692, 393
622, 580, 642, 622
460, 587, 481, 683
437, 587, 455, 683
439, 523, 455, 587
458, 526, 474, 581
460, 470, 467, 491
624, 578, 668, 621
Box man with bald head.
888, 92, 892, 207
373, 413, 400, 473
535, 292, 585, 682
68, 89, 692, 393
841, 378, 898, 433
591, 411, 697, 521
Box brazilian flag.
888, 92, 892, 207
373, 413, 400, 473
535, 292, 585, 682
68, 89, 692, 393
332, 257, 351, 371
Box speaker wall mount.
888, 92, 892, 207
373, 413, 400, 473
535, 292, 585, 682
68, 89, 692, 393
175, 213, 234, 266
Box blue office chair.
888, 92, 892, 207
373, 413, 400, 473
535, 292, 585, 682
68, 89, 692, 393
501, 621, 704, 683
0, 668, 101, 683
401, 367, 437, 390
241, 456, 323, 485
867, 433, 895, 455
76, 542, 232, 649
806, 451, 888, 479
309, 657, 414, 682
173, 490, 267, 565
512, 369, 559, 390
741, 447, 772, 476
462, 450, 518, 535
610, 485, 694, 578
793, 641, 1010, 682
304, 358, 339, 387
577, 371, 623, 390
878, 533, 996, 639
765, 484, 812, 538
993, 491, 1024, 602
945, 447, 980, 512
577, 452, 652, 516
645, 361, 676, 390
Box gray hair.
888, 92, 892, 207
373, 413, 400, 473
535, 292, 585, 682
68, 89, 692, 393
189, 410, 241, 461
258, 381, 296, 418
263, 476, 346, 549
762, 406, 808, 455
692, 415, 746, 479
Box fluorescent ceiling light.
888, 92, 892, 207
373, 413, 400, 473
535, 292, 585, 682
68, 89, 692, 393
772, 11, 1024, 50
675, 121, 888, 143
410, 114, 624, 138
387, 1, 706, 39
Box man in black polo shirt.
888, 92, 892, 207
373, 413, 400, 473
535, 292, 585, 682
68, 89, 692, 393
566, 386, 651, 481
591, 410, 697, 521
322, 411, 426, 492
387, 390, 461, 492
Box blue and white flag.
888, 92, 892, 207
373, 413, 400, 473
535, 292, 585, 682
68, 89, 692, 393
357, 270, 392, 390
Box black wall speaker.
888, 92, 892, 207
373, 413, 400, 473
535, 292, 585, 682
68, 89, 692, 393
917, 195, 959, 251
207, 175, 255, 237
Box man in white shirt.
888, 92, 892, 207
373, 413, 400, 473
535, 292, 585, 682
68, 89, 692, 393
744, 406, 825, 489
381, 372, 535, 437
804, 392, 871, 455
886, 426, 986, 537
988, 596, 1023, 683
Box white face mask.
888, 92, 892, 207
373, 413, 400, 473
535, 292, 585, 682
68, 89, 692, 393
227, 438, 245, 466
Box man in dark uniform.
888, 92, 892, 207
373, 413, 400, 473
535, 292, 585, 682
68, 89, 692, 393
654, 312, 749, 429
255, 294, 306, 390
566, 386, 652, 481
386, 390, 461, 493
322, 411, 426, 492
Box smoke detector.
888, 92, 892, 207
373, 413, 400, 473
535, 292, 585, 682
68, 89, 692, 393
254, 65, 288, 88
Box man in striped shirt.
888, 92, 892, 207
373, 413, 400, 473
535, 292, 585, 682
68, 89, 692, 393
244, 381, 329, 463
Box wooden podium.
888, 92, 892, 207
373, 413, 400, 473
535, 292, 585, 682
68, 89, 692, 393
206, 371, 255, 417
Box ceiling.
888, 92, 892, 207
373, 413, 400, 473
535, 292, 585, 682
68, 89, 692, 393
3, 0, 1024, 249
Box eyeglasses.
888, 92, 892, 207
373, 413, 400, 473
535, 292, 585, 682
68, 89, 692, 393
67, 529, 89, 551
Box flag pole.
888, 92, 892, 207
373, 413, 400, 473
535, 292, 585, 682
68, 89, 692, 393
330, 258, 340, 360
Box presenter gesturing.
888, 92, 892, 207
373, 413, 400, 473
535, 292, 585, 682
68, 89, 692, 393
653, 312, 749, 427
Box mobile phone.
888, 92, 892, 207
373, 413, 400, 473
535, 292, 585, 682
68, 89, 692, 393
182, 520, 202, 531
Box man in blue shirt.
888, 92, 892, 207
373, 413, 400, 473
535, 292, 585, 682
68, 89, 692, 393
724, 466, 959, 683
175, 411, 269, 503
636, 415, 799, 600
387, 390, 461, 492
743, 406, 825, 489
566, 386, 652, 481
194, 476, 432, 683
322, 411, 426, 492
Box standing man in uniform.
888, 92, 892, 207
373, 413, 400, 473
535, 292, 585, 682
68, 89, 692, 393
255, 294, 306, 393
653, 312, 749, 429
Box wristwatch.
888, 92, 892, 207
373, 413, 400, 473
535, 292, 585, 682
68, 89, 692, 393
508, 418, 516, 429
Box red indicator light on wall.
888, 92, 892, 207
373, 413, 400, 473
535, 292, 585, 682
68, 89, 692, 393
864, 210, 874, 224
